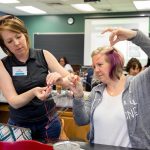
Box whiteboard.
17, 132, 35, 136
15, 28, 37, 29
84, 17, 149, 66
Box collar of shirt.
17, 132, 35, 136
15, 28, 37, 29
11, 48, 37, 65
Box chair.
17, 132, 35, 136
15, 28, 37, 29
71, 64, 81, 75
0, 140, 53, 150
59, 118, 69, 141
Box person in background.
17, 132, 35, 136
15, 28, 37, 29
85, 67, 101, 91
126, 57, 142, 76
58, 56, 74, 73
91, 72, 101, 88
144, 57, 150, 69
85, 67, 93, 91
70, 27, 150, 149
0, 15, 74, 143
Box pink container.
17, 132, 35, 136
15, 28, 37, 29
0, 140, 53, 150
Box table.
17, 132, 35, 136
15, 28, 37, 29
78, 142, 145, 150
0, 90, 90, 141
50, 90, 90, 107
0, 90, 90, 108
0, 104, 90, 142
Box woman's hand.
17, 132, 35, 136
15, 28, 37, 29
62, 73, 78, 88
33, 86, 51, 101
46, 72, 63, 86
68, 74, 84, 99
101, 27, 137, 46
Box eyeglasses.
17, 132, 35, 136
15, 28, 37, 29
0, 15, 22, 25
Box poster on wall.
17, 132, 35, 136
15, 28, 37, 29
84, 17, 149, 66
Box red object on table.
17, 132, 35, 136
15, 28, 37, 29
0, 140, 53, 150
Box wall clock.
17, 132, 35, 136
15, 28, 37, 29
67, 17, 74, 25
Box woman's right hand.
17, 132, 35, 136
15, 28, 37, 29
101, 27, 137, 46
46, 72, 63, 86
33, 86, 51, 101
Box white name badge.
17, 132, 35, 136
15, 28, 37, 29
12, 66, 27, 76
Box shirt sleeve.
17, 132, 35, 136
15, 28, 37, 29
64, 64, 73, 72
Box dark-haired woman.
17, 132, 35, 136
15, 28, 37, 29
126, 57, 142, 76
58, 56, 73, 73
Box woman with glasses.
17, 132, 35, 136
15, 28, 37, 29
70, 28, 150, 149
0, 15, 73, 143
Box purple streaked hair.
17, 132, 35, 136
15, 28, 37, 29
91, 46, 124, 80
106, 49, 124, 80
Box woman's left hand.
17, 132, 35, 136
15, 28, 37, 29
62, 73, 79, 88
67, 74, 84, 98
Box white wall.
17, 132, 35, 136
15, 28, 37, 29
84, 17, 149, 67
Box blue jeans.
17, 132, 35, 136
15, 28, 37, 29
8, 113, 61, 143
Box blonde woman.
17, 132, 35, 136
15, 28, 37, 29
70, 28, 150, 149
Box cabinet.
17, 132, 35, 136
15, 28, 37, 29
0, 103, 9, 123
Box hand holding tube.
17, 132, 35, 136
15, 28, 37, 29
68, 74, 84, 99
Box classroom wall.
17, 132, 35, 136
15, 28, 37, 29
19, 14, 84, 48
19, 12, 150, 64
19, 12, 150, 49
19, 15, 85, 64
0, 12, 6, 15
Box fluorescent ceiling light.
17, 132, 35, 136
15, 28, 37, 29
0, 0, 20, 3
15, 6, 47, 14
133, 1, 150, 10
71, 4, 96, 12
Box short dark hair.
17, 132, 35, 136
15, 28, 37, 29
144, 58, 150, 68
126, 58, 142, 73
58, 56, 69, 65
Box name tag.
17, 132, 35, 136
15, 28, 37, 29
12, 66, 27, 76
